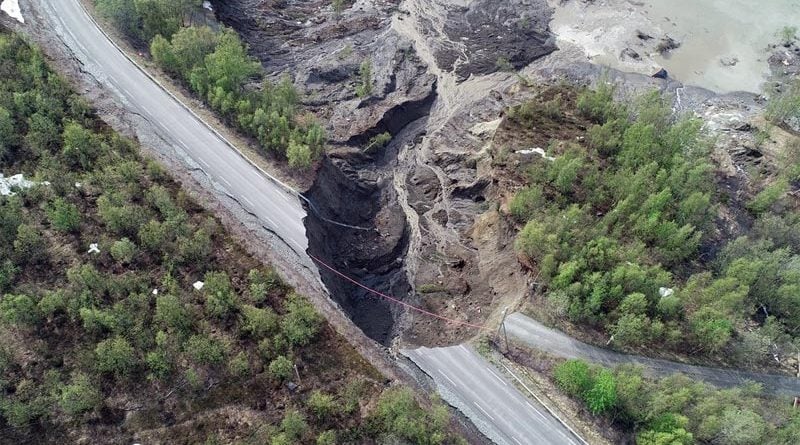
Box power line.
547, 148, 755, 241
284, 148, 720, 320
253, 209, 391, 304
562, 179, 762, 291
308, 254, 491, 331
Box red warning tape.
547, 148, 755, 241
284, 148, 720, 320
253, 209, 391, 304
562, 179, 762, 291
308, 253, 491, 331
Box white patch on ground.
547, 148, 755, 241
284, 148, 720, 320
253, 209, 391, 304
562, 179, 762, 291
516, 147, 555, 161
1, 0, 24, 23
548, 0, 800, 93
1, 173, 46, 196
202, 1, 212, 11
87, 243, 100, 254
193, 281, 205, 290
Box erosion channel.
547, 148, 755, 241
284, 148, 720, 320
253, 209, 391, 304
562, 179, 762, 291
213, 0, 557, 344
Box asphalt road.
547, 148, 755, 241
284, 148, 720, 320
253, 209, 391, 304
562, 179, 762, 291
38, 0, 310, 259
403, 345, 583, 445
506, 312, 800, 397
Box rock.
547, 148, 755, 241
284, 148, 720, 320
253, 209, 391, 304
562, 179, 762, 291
656, 36, 681, 54
720, 56, 739, 67
286, 381, 298, 392
635, 29, 654, 40
621, 47, 641, 60
651, 68, 669, 79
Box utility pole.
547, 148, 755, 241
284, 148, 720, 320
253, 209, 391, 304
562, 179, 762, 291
496, 307, 509, 352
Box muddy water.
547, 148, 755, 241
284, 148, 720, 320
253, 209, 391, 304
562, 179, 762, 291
551, 0, 800, 93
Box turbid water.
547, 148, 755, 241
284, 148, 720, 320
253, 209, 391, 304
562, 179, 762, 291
551, 0, 800, 93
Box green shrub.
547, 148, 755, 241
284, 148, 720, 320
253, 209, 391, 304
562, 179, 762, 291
95, 336, 136, 376
280, 294, 322, 347
240, 304, 279, 339
553, 359, 593, 397
307, 390, 337, 419
59, 373, 101, 416
281, 409, 308, 439
46, 198, 80, 233
509, 186, 544, 221
110, 238, 137, 264
184, 334, 225, 366
355, 59, 373, 98
268, 355, 293, 380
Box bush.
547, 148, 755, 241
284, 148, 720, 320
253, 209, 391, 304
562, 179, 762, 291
286, 140, 313, 169
46, 198, 80, 233
307, 390, 337, 419
268, 355, 293, 380
280, 294, 322, 347
509, 186, 544, 221
553, 359, 593, 397
95, 336, 137, 376
110, 238, 137, 264
316, 430, 336, 445
281, 409, 308, 439
59, 373, 101, 416
240, 304, 279, 339
374, 387, 450, 445
184, 334, 225, 366
0, 294, 40, 326
355, 59, 373, 98
584, 369, 617, 414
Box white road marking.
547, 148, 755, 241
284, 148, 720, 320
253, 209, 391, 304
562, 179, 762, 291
513, 438, 523, 445
220, 177, 232, 187
438, 369, 457, 387
243, 196, 255, 207
473, 401, 495, 421
140, 104, 153, 116
198, 158, 210, 168
486, 366, 508, 386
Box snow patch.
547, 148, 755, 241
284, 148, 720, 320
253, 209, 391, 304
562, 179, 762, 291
516, 147, 555, 161
1, 0, 24, 23
1, 173, 47, 196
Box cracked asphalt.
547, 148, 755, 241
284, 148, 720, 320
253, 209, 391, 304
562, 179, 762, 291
506, 312, 800, 397
37, 0, 312, 265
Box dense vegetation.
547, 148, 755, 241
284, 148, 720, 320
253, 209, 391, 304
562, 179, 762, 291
94, 0, 325, 169
506, 84, 800, 363
0, 33, 460, 444
553, 358, 800, 445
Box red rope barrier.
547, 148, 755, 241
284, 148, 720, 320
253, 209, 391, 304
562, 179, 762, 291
308, 253, 491, 331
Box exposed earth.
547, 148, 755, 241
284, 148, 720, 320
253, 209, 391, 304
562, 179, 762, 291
211, 0, 799, 355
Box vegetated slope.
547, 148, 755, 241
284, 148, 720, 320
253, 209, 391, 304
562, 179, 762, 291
94, 0, 326, 170
0, 33, 461, 445
546, 356, 800, 444
496, 82, 800, 371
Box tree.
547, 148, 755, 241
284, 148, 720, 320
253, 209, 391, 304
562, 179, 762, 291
154, 294, 191, 333
716, 408, 767, 445
239, 304, 278, 339
0, 294, 40, 326
201, 30, 260, 95
62, 122, 100, 169
110, 238, 137, 264
184, 334, 225, 366
268, 355, 293, 380
95, 0, 141, 39
509, 186, 544, 221
584, 369, 617, 414
0, 106, 15, 159
13, 224, 46, 265
46, 198, 80, 233
317, 430, 336, 445
280, 294, 322, 347
286, 139, 313, 169
689, 306, 733, 353
203, 270, 238, 319
227, 351, 250, 378
553, 359, 593, 397
355, 59, 373, 98
307, 390, 337, 419
95, 336, 136, 376
59, 373, 101, 416
281, 409, 308, 440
